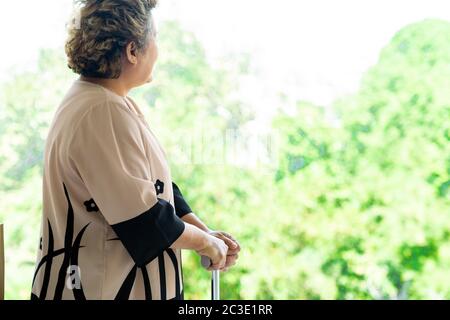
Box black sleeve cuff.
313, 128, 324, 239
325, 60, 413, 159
172, 182, 193, 218
111, 199, 185, 267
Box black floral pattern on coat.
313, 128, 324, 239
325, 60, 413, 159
154, 179, 164, 195
84, 198, 99, 212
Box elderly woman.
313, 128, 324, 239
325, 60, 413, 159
31, 0, 240, 300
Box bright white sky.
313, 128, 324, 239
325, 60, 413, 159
0, 0, 449, 107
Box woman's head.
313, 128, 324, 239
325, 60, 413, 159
65, 0, 158, 87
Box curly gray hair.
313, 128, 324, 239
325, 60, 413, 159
65, 0, 158, 78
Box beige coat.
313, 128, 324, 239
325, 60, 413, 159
31, 79, 192, 300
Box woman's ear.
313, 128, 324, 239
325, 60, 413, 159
126, 41, 138, 65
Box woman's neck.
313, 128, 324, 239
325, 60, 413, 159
79, 76, 129, 97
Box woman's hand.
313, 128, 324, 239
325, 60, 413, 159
207, 230, 241, 272
195, 234, 228, 270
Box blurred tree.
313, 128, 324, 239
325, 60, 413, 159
271, 19, 450, 299
0, 49, 75, 191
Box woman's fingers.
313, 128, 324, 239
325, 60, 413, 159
205, 231, 241, 271
207, 261, 225, 271
227, 246, 240, 255
209, 230, 241, 254
221, 232, 241, 252
224, 254, 238, 268
228, 253, 238, 263
222, 232, 240, 248
221, 231, 236, 242
212, 232, 238, 253
206, 254, 238, 271
219, 234, 238, 250
217, 232, 241, 255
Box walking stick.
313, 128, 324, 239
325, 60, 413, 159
201, 255, 220, 300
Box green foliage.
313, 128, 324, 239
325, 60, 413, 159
270, 18, 450, 299
0, 19, 448, 299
